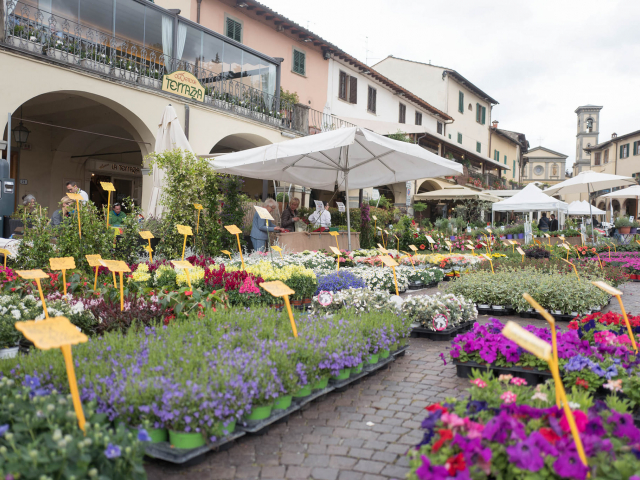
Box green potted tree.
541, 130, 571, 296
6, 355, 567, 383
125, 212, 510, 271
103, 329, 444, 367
615, 216, 632, 234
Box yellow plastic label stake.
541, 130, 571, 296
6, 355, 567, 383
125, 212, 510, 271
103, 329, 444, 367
592, 281, 638, 353
100, 260, 131, 311
535, 238, 542, 246
501, 321, 588, 469
176, 225, 193, 260
16, 269, 50, 318
481, 254, 495, 274
445, 240, 452, 254
254, 206, 274, 221
401, 250, 416, 270
380, 255, 400, 295
516, 246, 525, 262
171, 260, 193, 289
426, 235, 435, 243
100, 182, 115, 228
194, 203, 203, 234
594, 252, 604, 270
394, 234, 400, 252
330, 246, 341, 271
15, 316, 88, 432
605, 243, 611, 260
85, 254, 103, 290
139, 231, 154, 240
143, 245, 153, 262
610, 241, 617, 253
221, 249, 232, 260
329, 230, 340, 249
271, 245, 284, 260
479, 242, 487, 247
377, 244, 389, 255
409, 245, 418, 252
49, 257, 76, 296
67, 193, 83, 238
0, 248, 9, 269
225, 225, 245, 270
260, 281, 298, 337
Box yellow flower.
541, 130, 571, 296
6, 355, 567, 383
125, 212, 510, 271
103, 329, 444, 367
176, 266, 205, 286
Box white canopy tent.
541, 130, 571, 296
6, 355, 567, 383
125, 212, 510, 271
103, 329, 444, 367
567, 200, 606, 216
147, 105, 194, 217
414, 186, 502, 203
210, 126, 463, 249
491, 183, 568, 226
600, 185, 640, 220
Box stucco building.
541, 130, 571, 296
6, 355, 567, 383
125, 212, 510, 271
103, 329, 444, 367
521, 147, 568, 186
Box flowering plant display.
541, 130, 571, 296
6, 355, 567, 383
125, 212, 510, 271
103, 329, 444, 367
401, 293, 477, 330
310, 288, 397, 315
314, 270, 367, 294
404, 267, 445, 285
408, 371, 640, 480
0, 376, 148, 479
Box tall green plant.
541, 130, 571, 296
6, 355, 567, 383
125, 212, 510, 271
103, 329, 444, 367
218, 175, 247, 251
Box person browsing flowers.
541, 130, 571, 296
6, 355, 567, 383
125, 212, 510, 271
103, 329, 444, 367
280, 197, 300, 231
250, 198, 283, 252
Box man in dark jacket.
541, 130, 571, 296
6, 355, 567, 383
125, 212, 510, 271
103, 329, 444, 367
538, 213, 550, 232
549, 214, 559, 232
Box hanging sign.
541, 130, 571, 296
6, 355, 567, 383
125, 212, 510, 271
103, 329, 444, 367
162, 70, 204, 101
336, 202, 345, 212
314, 200, 324, 212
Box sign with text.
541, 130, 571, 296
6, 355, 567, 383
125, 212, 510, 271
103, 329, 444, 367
100, 182, 115, 192
177, 225, 193, 236
15, 317, 87, 350
99, 260, 131, 273
260, 281, 295, 297
139, 231, 154, 240
409, 245, 418, 252
162, 71, 204, 101
380, 255, 399, 268
502, 321, 552, 362
314, 200, 324, 212
16, 269, 49, 280
336, 202, 345, 212
67, 193, 83, 201
50, 257, 76, 271
329, 246, 341, 256
426, 236, 435, 244
224, 225, 243, 235
254, 206, 274, 221
85, 255, 103, 267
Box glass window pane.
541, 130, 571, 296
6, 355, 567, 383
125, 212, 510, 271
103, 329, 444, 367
178, 22, 202, 67
242, 52, 261, 90
201, 32, 223, 75
115, 0, 144, 46
79, 0, 113, 37
223, 42, 242, 81
266, 63, 276, 96
144, 7, 172, 58
49, 0, 79, 23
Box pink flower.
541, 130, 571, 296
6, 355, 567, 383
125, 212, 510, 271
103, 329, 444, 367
463, 418, 484, 439
510, 377, 527, 386
500, 391, 517, 404
470, 378, 487, 388
560, 409, 587, 433
498, 374, 513, 383
440, 412, 464, 428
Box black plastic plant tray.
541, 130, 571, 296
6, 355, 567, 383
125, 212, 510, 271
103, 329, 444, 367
454, 360, 553, 386
144, 430, 246, 464
392, 345, 409, 357
410, 323, 466, 341
238, 402, 302, 434
292, 385, 336, 407
490, 307, 514, 315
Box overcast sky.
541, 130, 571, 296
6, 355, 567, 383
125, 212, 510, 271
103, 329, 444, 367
266, 0, 640, 170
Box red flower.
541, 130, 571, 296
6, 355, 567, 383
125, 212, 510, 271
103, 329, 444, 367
420, 244, 426, 250
567, 320, 579, 330
185, 291, 193, 296
444, 453, 466, 475
414, 233, 419, 238
431, 429, 453, 453
425, 403, 448, 414
575, 377, 589, 390
10, 288, 15, 292
539, 427, 560, 444
212, 290, 217, 294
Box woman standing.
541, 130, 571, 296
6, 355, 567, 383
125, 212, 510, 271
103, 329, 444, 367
250, 198, 283, 252
280, 197, 300, 232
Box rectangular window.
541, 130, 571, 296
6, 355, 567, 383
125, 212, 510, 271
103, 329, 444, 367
293, 49, 306, 76
621, 144, 630, 159
367, 86, 377, 113
604, 149, 609, 163
594, 152, 601, 165
339, 71, 348, 100
457, 133, 463, 144
493, 150, 500, 161
437, 122, 443, 135
338, 71, 357, 103
476, 142, 481, 153
634, 141, 640, 155
476, 104, 486, 124
225, 16, 242, 43
415, 112, 422, 125
349, 76, 357, 103
399, 103, 406, 123
513, 160, 516, 178
448, 134, 451, 139
504, 155, 507, 165
458, 91, 464, 113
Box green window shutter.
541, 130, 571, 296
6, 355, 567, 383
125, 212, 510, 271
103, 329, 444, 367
476, 142, 481, 153
513, 160, 516, 178
226, 18, 242, 42
482, 106, 486, 125
457, 133, 462, 144
458, 91, 464, 113
293, 50, 306, 75
504, 155, 507, 165
476, 103, 480, 122
621, 145, 625, 158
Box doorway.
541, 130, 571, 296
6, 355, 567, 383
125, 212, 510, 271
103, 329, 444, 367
90, 175, 134, 213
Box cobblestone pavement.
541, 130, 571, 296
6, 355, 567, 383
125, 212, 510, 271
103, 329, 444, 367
145, 282, 638, 480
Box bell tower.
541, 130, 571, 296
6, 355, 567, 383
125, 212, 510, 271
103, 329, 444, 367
574, 105, 602, 175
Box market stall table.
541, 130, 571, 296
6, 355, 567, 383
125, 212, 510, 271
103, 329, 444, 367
275, 231, 360, 253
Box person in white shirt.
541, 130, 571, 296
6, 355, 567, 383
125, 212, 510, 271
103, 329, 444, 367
66, 181, 89, 203
309, 203, 331, 230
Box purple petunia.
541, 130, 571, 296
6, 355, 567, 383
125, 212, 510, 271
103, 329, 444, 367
415, 454, 449, 480
104, 443, 122, 459
482, 411, 526, 444
607, 411, 640, 442
506, 435, 545, 472
137, 429, 152, 442
553, 449, 589, 480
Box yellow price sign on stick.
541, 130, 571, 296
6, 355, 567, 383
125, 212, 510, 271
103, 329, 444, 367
394, 234, 400, 252
516, 246, 525, 262
401, 250, 416, 270
502, 321, 588, 468
194, 203, 203, 234
17, 269, 50, 318
143, 245, 153, 262
481, 254, 495, 274
225, 225, 245, 270
85, 254, 103, 290
380, 255, 400, 296
594, 252, 604, 270
176, 225, 193, 260
254, 205, 274, 221
444, 240, 452, 254
409, 245, 418, 252
67, 192, 83, 238
425, 235, 435, 243
478, 242, 487, 247
220, 249, 232, 260
329, 230, 340, 249
592, 281, 638, 353
560, 258, 580, 281
260, 281, 298, 337
49, 257, 76, 296
377, 244, 389, 255
100, 182, 115, 228
0, 248, 10, 269
271, 245, 284, 260
329, 246, 341, 271
100, 260, 131, 311
139, 231, 154, 240
15, 316, 88, 432
171, 260, 193, 289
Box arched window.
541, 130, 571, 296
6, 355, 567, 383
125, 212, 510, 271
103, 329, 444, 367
586, 118, 593, 132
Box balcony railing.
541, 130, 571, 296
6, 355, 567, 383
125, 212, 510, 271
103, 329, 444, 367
1, 0, 353, 135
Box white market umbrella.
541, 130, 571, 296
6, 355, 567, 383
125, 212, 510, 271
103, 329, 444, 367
600, 185, 640, 220
147, 105, 194, 217
567, 200, 605, 216
543, 171, 635, 242
210, 127, 463, 249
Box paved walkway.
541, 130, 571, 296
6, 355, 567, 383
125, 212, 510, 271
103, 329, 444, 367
145, 281, 638, 480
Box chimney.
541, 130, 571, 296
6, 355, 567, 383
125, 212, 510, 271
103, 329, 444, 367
612, 132, 617, 138
492, 120, 499, 129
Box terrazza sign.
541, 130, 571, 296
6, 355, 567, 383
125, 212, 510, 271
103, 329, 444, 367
162, 71, 205, 101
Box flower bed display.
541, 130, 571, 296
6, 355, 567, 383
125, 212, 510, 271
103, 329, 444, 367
2, 308, 410, 450
448, 268, 609, 315
310, 288, 396, 315
402, 293, 477, 333
407, 372, 640, 480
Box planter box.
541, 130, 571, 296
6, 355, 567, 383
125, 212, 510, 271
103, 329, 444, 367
410, 321, 473, 341
112, 67, 139, 82
8, 35, 43, 54
80, 58, 112, 75
48, 48, 80, 65
138, 76, 162, 89
453, 360, 553, 386
0, 346, 18, 360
